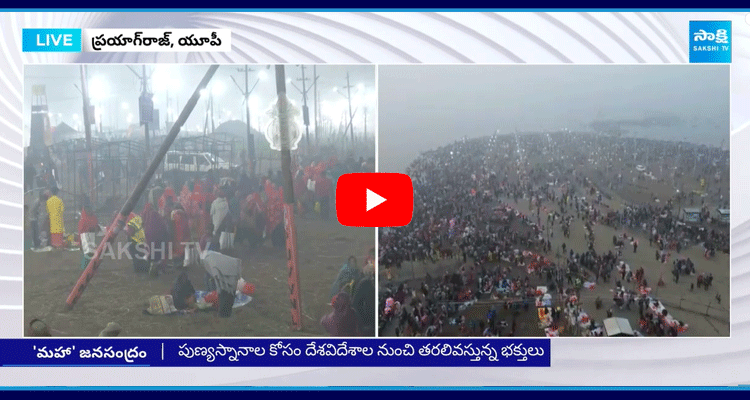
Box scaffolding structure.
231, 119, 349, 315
49, 138, 147, 222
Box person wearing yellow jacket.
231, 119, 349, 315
46, 186, 65, 248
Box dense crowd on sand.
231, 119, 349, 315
25, 154, 377, 337
379, 132, 728, 337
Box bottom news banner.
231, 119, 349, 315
0, 339, 550, 367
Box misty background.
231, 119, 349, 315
379, 65, 729, 173
24, 64, 375, 146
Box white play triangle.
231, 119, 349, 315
366, 188, 387, 212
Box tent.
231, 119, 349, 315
682, 208, 702, 223
603, 317, 635, 337
53, 122, 83, 143
717, 208, 729, 224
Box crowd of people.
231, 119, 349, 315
379, 132, 728, 337
25, 151, 378, 336
26, 155, 343, 256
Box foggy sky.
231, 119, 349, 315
379, 65, 729, 173
24, 64, 375, 146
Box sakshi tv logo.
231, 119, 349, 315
689, 21, 731, 63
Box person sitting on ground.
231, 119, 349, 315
171, 272, 197, 311
352, 257, 376, 336
321, 292, 360, 337
329, 256, 362, 301
27, 319, 51, 337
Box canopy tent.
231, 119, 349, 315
603, 317, 635, 337
717, 208, 729, 224
682, 208, 702, 223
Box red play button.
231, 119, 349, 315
336, 173, 413, 227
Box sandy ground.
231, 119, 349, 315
380, 141, 729, 337
382, 190, 729, 337
24, 217, 375, 337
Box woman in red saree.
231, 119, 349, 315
77, 197, 99, 236
159, 186, 176, 217
321, 292, 360, 337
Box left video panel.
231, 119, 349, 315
23, 64, 376, 337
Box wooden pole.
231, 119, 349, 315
65, 65, 220, 310
275, 65, 303, 331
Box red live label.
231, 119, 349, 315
336, 173, 413, 227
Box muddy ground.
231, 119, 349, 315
24, 217, 375, 337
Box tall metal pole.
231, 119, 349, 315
275, 65, 303, 331
301, 66, 310, 151
165, 89, 170, 131
245, 66, 253, 174
65, 65, 220, 310
210, 92, 215, 133
142, 65, 150, 163
232, 66, 261, 175
346, 72, 354, 143
80, 66, 95, 204
313, 65, 318, 146
98, 103, 103, 135
203, 98, 209, 135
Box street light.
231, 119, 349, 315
152, 67, 180, 93
88, 76, 108, 102
211, 80, 225, 97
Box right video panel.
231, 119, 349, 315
378, 65, 730, 337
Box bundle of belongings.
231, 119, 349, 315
143, 253, 252, 316
538, 306, 553, 328
144, 272, 197, 315
535, 286, 552, 308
